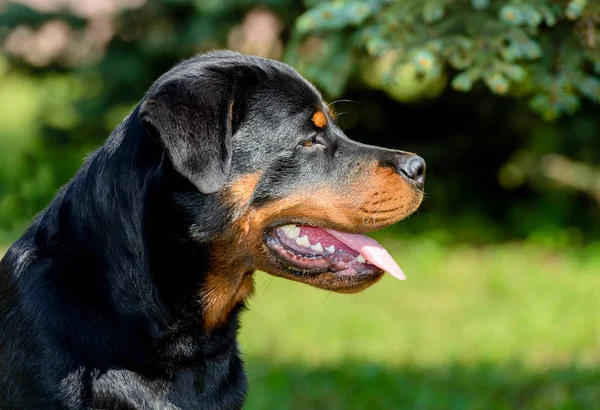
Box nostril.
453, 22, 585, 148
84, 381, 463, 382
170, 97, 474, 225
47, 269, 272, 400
398, 155, 426, 186
413, 158, 425, 179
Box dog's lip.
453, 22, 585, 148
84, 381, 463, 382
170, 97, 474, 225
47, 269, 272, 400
264, 223, 406, 280
265, 220, 382, 235
264, 226, 383, 277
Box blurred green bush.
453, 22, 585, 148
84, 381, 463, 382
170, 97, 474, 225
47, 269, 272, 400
0, 0, 599, 244
289, 0, 600, 120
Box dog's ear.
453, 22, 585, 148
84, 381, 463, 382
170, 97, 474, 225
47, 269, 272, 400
139, 68, 247, 194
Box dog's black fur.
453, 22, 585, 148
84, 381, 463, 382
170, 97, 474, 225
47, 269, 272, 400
0, 50, 425, 409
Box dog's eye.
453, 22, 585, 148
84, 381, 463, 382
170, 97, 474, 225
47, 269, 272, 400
300, 134, 325, 148
299, 133, 327, 150
300, 136, 317, 148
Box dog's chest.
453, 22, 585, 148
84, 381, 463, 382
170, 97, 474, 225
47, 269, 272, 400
87, 355, 247, 410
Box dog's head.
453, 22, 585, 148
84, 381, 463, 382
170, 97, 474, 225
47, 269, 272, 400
140, 50, 425, 299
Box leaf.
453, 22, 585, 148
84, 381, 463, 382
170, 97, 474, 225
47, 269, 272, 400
538, 5, 557, 27
422, 1, 445, 24
484, 72, 509, 95
565, 0, 587, 20
500, 5, 524, 25
296, 0, 380, 34
577, 77, 600, 103
471, 0, 489, 11
503, 64, 526, 82
452, 72, 474, 92
283, 32, 355, 98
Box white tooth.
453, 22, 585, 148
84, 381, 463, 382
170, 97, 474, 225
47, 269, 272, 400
311, 243, 324, 252
290, 226, 300, 238
296, 235, 311, 247
356, 255, 367, 263
325, 245, 335, 254
280, 224, 300, 239
280, 224, 294, 235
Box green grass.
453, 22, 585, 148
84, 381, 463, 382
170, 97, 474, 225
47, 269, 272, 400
2, 237, 600, 409
240, 235, 600, 409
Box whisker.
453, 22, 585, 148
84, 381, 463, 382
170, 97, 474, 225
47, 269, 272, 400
328, 99, 361, 106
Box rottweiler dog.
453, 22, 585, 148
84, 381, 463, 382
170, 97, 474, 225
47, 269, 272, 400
0, 50, 425, 409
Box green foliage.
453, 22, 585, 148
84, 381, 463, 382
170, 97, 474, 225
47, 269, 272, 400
0, 64, 103, 235
291, 0, 600, 119
296, 0, 380, 33
284, 32, 355, 97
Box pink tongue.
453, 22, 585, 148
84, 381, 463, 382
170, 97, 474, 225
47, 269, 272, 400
324, 229, 406, 281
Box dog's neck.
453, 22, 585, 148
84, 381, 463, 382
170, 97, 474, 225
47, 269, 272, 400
32, 110, 251, 367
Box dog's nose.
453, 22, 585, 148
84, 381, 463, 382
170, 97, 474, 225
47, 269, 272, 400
397, 154, 426, 189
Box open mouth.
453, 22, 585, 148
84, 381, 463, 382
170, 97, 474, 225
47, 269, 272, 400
265, 224, 405, 280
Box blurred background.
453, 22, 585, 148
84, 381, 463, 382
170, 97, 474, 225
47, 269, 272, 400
1, 0, 600, 408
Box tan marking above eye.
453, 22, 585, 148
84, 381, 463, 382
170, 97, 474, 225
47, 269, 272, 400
311, 110, 328, 128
